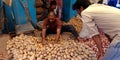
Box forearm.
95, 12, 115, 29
56, 29, 61, 41
42, 29, 46, 40
93, 34, 103, 55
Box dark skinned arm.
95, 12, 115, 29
55, 28, 61, 41
55, 18, 62, 41
42, 29, 46, 41
92, 34, 103, 60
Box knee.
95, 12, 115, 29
69, 25, 75, 29
68, 25, 75, 31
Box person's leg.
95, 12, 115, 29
103, 34, 120, 60
46, 28, 56, 36
103, 43, 120, 60
61, 25, 83, 42
61, 25, 79, 38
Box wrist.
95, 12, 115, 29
55, 38, 58, 41
42, 38, 45, 40
98, 53, 103, 56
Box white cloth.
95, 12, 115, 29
79, 4, 120, 38
54, 6, 58, 16
89, 0, 99, 3
77, 14, 99, 38
103, 0, 108, 4
116, 0, 120, 7
54, 6, 62, 19
110, 34, 120, 46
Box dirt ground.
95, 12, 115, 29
0, 34, 10, 60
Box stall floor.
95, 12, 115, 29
0, 34, 10, 60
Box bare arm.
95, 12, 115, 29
55, 28, 61, 41
55, 18, 62, 41
42, 29, 46, 41
42, 18, 48, 41
80, 12, 103, 60
92, 34, 103, 58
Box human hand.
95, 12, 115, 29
98, 55, 103, 60
42, 39, 47, 45
54, 38, 59, 43
97, 52, 103, 60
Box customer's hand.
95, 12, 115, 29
98, 55, 103, 60
97, 52, 103, 60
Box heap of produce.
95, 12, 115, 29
7, 34, 97, 60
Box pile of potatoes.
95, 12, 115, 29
7, 34, 97, 60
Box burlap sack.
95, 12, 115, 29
68, 16, 83, 33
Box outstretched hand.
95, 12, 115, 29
98, 55, 103, 60
97, 52, 103, 60
42, 39, 47, 45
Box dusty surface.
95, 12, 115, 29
0, 34, 10, 60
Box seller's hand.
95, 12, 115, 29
42, 39, 47, 45
54, 38, 59, 43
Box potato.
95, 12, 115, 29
7, 33, 97, 60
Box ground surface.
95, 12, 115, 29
0, 34, 10, 60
